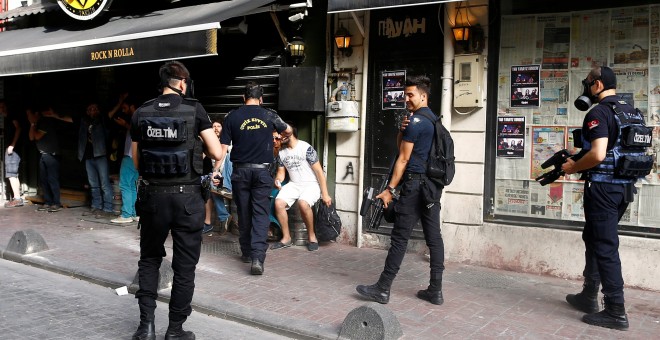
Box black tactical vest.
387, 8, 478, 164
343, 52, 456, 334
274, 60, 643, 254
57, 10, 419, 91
136, 98, 204, 185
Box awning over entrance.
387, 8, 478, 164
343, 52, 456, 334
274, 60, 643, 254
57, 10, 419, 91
327, 0, 459, 13
0, 0, 273, 77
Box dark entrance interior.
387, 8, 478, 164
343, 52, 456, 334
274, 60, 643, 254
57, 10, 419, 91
364, 4, 443, 237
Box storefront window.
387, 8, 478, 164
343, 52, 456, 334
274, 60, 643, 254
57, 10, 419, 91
494, 5, 660, 229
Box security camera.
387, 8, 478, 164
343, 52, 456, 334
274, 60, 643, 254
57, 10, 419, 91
288, 12, 306, 22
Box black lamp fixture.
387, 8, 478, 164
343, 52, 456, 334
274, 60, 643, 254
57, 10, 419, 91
452, 26, 470, 42
334, 25, 352, 57
288, 36, 306, 66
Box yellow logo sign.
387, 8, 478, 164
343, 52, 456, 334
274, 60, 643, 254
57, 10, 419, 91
58, 0, 111, 20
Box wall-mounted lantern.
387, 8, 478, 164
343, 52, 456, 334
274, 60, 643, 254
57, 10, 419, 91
288, 36, 305, 66
334, 25, 352, 57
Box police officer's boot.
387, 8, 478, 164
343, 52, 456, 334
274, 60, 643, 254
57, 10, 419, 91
566, 279, 599, 313
132, 306, 155, 340
417, 278, 444, 305
164, 319, 195, 340
356, 274, 391, 304
582, 297, 629, 330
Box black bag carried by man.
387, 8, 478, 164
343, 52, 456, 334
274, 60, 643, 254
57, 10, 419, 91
315, 202, 342, 242
416, 111, 455, 187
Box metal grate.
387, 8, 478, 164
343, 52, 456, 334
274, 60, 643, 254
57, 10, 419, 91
445, 267, 523, 289
201, 238, 241, 256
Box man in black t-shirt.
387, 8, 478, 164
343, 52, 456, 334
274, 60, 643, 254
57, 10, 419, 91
219, 81, 290, 275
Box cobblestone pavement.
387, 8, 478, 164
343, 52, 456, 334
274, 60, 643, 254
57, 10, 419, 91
0, 204, 659, 339
0, 259, 289, 340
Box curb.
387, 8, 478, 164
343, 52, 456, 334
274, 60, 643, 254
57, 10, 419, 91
0, 247, 339, 340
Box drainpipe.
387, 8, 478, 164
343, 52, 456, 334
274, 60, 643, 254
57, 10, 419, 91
440, 3, 455, 224
356, 11, 370, 248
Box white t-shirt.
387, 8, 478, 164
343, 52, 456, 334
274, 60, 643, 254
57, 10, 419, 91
277, 140, 319, 184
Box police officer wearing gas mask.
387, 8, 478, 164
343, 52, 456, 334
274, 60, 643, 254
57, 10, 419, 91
130, 61, 223, 340
562, 66, 652, 330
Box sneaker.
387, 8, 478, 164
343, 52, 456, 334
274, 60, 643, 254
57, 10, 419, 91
228, 219, 240, 236
48, 205, 62, 212
111, 216, 134, 224
37, 205, 49, 211
132, 216, 140, 222
202, 223, 213, 234
4, 198, 24, 208
218, 188, 232, 200
82, 208, 101, 216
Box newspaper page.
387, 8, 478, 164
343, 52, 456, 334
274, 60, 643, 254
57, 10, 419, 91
568, 70, 590, 126
538, 70, 569, 125
500, 16, 538, 68
642, 126, 660, 185
529, 182, 563, 219
564, 126, 584, 182
619, 193, 640, 226
536, 15, 571, 69
649, 67, 660, 125
570, 10, 611, 70
638, 184, 660, 226
651, 5, 659, 66
562, 182, 585, 221
614, 68, 648, 113
494, 179, 530, 216
610, 6, 650, 69
531, 126, 566, 179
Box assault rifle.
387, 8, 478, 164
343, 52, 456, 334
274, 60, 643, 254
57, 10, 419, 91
360, 156, 396, 230
535, 149, 586, 186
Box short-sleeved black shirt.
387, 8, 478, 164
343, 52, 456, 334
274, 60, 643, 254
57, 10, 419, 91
220, 105, 287, 164
3, 110, 25, 149
130, 94, 212, 144
582, 95, 623, 151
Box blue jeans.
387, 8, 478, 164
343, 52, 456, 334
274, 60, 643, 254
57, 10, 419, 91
210, 156, 233, 222
39, 153, 61, 206
85, 156, 114, 212
212, 194, 229, 222
221, 156, 232, 192
119, 156, 139, 218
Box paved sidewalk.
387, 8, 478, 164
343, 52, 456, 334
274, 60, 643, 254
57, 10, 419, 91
1, 204, 659, 339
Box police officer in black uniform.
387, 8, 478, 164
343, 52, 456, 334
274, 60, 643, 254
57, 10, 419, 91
562, 66, 650, 330
356, 75, 445, 306
130, 61, 223, 340
219, 81, 290, 275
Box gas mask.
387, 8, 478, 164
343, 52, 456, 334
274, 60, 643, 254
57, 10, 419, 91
164, 76, 195, 99
574, 78, 598, 111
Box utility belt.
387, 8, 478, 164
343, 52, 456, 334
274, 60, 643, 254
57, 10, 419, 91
234, 163, 270, 169
144, 184, 201, 194
403, 172, 425, 181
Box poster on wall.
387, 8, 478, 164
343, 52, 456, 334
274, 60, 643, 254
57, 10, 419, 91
531, 126, 566, 179
497, 116, 526, 158
511, 65, 540, 107
382, 70, 406, 110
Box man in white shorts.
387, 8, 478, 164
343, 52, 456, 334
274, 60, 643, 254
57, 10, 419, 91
272, 124, 331, 251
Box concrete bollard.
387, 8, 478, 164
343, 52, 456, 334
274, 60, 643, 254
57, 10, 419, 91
128, 259, 174, 294
5, 229, 49, 255
339, 302, 403, 340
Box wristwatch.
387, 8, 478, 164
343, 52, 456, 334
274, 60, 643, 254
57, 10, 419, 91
386, 185, 399, 199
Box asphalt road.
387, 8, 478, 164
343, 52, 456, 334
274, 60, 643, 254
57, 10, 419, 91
0, 259, 290, 340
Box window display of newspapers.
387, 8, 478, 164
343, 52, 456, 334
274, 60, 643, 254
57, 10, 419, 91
496, 5, 660, 228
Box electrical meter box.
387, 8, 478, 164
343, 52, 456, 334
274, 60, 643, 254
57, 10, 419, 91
453, 54, 484, 109
326, 100, 359, 132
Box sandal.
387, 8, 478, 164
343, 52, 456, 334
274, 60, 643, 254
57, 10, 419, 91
270, 241, 292, 250
307, 242, 319, 252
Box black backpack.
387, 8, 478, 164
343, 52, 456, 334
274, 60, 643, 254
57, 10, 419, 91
416, 111, 455, 187
315, 202, 342, 242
